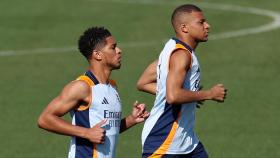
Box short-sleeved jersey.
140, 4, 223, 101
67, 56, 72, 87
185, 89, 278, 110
68, 70, 122, 158
142, 38, 201, 156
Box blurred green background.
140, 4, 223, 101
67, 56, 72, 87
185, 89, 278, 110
0, 0, 279, 157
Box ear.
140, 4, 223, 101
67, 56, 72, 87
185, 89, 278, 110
180, 23, 189, 33
92, 50, 102, 61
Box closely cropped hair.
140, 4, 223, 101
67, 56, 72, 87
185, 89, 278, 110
78, 27, 111, 60
171, 4, 202, 28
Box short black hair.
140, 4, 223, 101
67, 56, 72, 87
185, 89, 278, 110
78, 26, 111, 60
171, 4, 202, 28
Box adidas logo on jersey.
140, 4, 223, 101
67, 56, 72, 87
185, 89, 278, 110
102, 97, 109, 104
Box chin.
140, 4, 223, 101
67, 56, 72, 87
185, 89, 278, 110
199, 38, 208, 42
113, 65, 121, 70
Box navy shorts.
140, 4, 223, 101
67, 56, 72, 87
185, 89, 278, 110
142, 142, 209, 158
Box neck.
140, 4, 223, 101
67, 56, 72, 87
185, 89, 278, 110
176, 34, 198, 50
88, 62, 111, 84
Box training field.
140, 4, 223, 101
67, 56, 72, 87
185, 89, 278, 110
0, 0, 279, 157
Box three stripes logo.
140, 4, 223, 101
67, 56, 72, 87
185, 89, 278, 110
102, 97, 109, 104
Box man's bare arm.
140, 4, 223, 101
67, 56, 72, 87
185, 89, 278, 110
166, 50, 226, 105
137, 60, 158, 95
37, 81, 106, 144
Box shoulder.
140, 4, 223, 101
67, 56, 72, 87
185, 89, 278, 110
76, 75, 94, 86
171, 49, 191, 62
170, 49, 192, 70
70, 80, 91, 90
60, 80, 91, 100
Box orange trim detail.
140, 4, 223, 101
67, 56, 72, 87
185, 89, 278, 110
76, 75, 94, 111
109, 79, 117, 88
93, 144, 98, 158
148, 113, 181, 157
148, 153, 163, 158
77, 75, 94, 86
175, 44, 187, 50
76, 104, 91, 111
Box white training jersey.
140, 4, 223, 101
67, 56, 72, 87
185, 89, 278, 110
68, 71, 122, 158
142, 38, 201, 156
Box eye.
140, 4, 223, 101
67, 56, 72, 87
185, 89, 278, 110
111, 44, 117, 49
199, 19, 206, 25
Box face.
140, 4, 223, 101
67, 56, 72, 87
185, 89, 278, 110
186, 11, 210, 42
99, 36, 122, 70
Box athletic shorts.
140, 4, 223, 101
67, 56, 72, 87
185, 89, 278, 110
142, 142, 208, 158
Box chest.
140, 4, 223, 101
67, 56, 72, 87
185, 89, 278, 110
90, 84, 122, 114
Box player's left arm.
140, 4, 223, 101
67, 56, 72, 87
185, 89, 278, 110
120, 101, 150, 133
137, 59, 158, 95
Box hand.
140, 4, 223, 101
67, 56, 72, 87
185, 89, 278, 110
131, 101, 150, 123
84, 119, 107, 144
209, 84, 227, 102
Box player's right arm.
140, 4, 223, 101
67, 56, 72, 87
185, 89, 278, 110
166, 49, 226, 105
37, 81, 106, 144
137, 59, 158, 95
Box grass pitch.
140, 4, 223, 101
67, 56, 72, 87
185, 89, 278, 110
0, 0, 279, 157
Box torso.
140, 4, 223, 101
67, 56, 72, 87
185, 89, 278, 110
142, 38, 201, 155
68, 71, 121, 158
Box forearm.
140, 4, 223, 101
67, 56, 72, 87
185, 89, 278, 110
167, 89, 211, 105
38, 114, 87, 138
137, 82, 156, 95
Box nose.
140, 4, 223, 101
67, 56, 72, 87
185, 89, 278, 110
116, 47, 122, 54
205, 22, 210, 29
